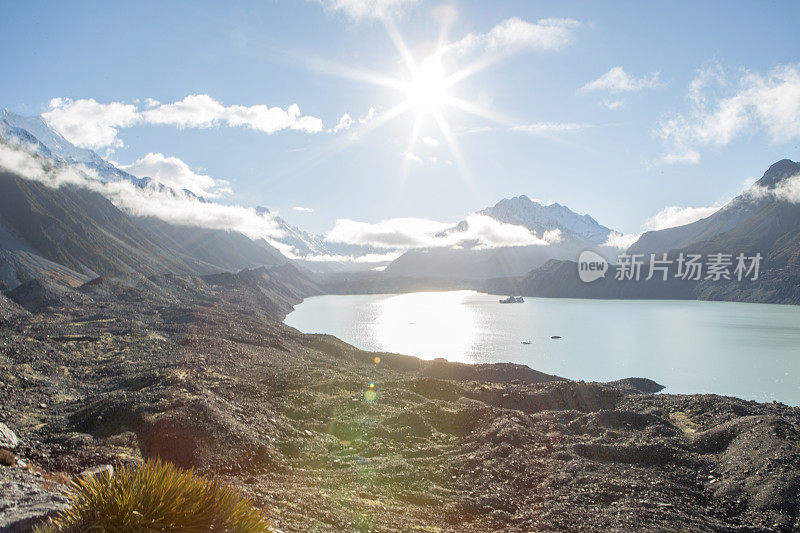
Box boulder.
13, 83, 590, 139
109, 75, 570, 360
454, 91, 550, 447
0, 423, 19, 450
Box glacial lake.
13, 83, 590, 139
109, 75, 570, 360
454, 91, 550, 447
285, 291, 800, 405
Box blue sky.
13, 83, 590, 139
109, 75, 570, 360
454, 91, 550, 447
2, 0, 799, 238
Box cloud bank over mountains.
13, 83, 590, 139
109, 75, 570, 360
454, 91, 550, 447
0, 142, 294, 256
325, 214, 556, 250
118, 152, 233, 198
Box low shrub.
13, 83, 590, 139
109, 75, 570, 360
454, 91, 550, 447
37, 458, 270, 532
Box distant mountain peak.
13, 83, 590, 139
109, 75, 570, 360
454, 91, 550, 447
480, 194, 614, 245
757, 159, 800, 189
0, 110, 143, 185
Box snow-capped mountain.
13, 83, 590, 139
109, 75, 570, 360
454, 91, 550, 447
0, 109, 144, 184
255, 207, 391, 269
383, 195, 619, 279
0, 111, 384, 270
480, 195, 613, 245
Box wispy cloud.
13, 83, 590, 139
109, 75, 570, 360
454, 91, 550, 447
325, 214, 551, 250
445, 17, 582, 56
332, 113, 354, 133
581, 66, 663, 94
314, 0, 419, 21
292, 206, 315, 212
655, 63, 800, 164
359, 107, 376, 124
403, 151, 423, 163
118, 152, 232, 198
512, 122, 590, 134
580, 67, 663, 110
421, 136, 439, 148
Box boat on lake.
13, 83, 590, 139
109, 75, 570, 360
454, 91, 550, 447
500, 296, 524, 303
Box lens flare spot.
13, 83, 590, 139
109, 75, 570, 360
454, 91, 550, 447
369, 382, 375, 388
364, 390, 377, 402
374, 356, 381, 364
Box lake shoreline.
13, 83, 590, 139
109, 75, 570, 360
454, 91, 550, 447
3, 268, 800, 531
287, 290, 800, 405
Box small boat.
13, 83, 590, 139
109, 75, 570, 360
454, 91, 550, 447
551, 335, 562, 339
521, 339, 532, 345
499, 296, 524, 304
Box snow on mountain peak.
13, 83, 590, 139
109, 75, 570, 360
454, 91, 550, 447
0, 109, 139, 184
480, 194, 614, 244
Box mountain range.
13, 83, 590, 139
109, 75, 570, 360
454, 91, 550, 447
385, 195, 620, 279
487, 159, 800, 304
1, 108, 799, 304
0, 109, 622, 281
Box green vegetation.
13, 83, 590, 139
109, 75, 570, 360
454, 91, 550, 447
36, 459, 270, 532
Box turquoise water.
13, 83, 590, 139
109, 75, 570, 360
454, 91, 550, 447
285, 291, 800, 405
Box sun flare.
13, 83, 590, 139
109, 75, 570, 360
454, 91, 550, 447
313, 20, 508, 170
404, 54, 449, 113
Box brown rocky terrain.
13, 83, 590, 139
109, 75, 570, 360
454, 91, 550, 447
1, 265, 799, 531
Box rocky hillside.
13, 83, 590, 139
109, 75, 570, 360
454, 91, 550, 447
1, 266, 799, 531
629, 159, 800, 259
488, 160, 800, 304
0, 167, 287, 290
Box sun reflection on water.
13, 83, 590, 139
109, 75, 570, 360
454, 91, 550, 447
369, 290, 478, 362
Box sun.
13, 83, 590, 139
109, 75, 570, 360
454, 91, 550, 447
309, 18, 509, 171
404, 54, 449, 113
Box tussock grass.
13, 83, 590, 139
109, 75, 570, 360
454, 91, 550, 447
37, 458, 270, 532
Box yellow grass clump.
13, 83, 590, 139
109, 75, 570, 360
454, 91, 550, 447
36, 458, 270, 532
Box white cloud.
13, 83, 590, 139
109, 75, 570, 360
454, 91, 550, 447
300, 251, 402, 263
602, 231, 641, 250
658, 149, 700, 165
333, 113, 354, 133
403, 151, 423, 163
542, 229, 562, 244
603, 99, 624, 110
581, 67, 663, 94
359, 107, 376, 124
645, 204, 721, 231
421, 136, 439, 147
315, 0, 419, 21
118, 152, 231, 198
746, 173, 800, 203
446, 17, 581, 56
41, 98, 140, 149
293, 206, 315, 212
512, 122, 589, 134
143, 94, 323, 134
325, 213, 550, 250
0, 141, 296, 256
656, 63, 800, 164
40, 94, 325, 150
